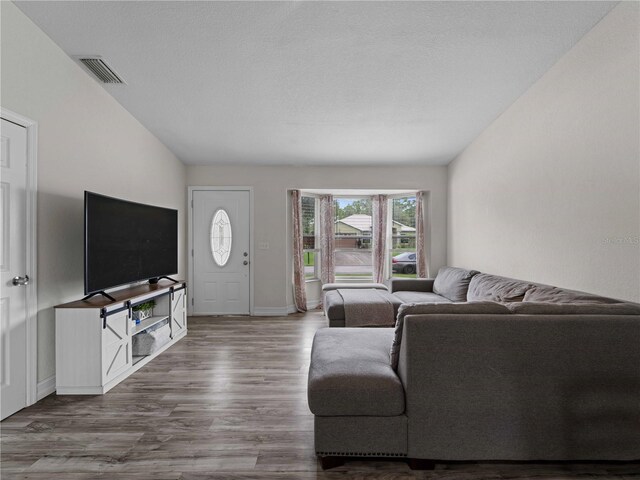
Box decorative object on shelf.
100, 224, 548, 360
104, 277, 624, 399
132, 300, 155, 323
133, 319, 171, 356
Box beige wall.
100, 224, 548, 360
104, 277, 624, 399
187, 165, 448, 312
448, 3, 640, 302
1, 2, 187, 382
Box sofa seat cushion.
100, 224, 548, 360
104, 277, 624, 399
467, 273, 533, 303
308, 328, 404, 416
507, 301, 640, 315
523, 285, 620, 304
393, 291, 452, 304
432, 266, 480, 302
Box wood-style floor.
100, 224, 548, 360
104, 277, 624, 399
1, 312, 638, 479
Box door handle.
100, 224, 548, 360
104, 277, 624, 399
12, 275, 30, 286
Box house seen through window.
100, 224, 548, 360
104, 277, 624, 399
301, 193, 418, 281
334, 198, 373, 281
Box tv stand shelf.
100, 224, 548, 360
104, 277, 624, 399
55, 280, 187, 395
133, 315, 169, 335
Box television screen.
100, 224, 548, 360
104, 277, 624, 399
84, 192, 178, 294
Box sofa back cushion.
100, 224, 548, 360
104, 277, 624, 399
432, 267, 480, 302
390, 301, 510, 371
467, 273, 533, 303
507, 302, 640, 315
523, 285, 620, 304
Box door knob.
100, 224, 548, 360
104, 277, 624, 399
12, 275, 30, 286
243, 260, 249, 265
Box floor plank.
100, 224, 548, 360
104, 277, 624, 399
1, 312, 638, 479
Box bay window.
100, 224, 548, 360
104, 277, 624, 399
296, 190, 423, 286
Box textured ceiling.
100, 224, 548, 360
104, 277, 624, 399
15, 1, 616, 166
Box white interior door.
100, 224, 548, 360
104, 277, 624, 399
1, 119, 29, 419
192, 190, 250, 315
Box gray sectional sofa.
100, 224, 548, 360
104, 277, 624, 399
308, 267, 640, 469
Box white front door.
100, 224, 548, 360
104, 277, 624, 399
192, 190, 250, 315
1, 119, 29, 419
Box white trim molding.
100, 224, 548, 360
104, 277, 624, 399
1, 108, 39, 407
253, 306, 296, 317
36, 376, 55, 401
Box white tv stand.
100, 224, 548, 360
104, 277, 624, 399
55, 280, 187, 395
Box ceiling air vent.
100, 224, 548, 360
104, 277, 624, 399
76, 56, 126, 84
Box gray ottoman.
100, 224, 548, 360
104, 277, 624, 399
324, 289, 402, 327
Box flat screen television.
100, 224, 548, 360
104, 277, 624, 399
84, 191, 178, 295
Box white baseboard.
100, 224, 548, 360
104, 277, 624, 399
285, 302, 321, 313
253, 306, 293, 316
36, 375, 56, 401
306, 300, 321, 310
203, 304, 318, 317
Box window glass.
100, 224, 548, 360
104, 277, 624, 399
334, 198, 373, 281
302, 196, 319, 280
297, 192, 419, 282
390, 196, 417, 278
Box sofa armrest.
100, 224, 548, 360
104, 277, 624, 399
389, 278, 434, 293
397, 313, 640, 460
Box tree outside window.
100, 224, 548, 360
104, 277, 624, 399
390, 196, 417, 278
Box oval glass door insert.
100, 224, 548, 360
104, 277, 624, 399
210, 209, 232, 267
